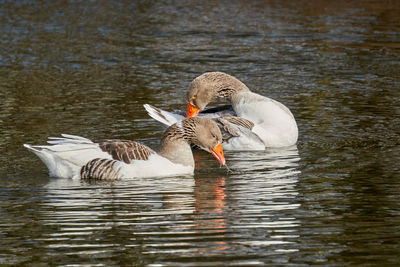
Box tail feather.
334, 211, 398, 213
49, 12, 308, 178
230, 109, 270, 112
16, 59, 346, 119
23, 144, 45, 154
143, 104, 184, 127
24, 134, 111, 179
61, 133, 92, 141
47, 134, 93, 145
24, 143, 64, 177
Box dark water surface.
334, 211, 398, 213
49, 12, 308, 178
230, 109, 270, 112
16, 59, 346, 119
1, 1, 400, 266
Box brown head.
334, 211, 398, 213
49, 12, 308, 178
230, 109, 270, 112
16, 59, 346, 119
180, 117, 225, 165
159, 117, 225, 166
186, 72, 249, 117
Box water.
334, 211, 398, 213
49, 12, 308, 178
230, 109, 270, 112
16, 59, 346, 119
1, 0, 400, 265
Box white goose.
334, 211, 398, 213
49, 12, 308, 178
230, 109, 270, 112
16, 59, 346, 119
186, 72, 298, 148
144, 104, 265, 151
24, 118, 225, 180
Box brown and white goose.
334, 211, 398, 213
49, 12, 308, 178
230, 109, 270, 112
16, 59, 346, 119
186, 72, 298, 148
23, 118, 225, 180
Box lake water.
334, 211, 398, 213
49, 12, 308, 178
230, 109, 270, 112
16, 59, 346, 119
1, 1, 400, 266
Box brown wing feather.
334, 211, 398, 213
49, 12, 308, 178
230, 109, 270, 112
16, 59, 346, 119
220, 116, 254, 130
215, 116, 256, 142
81, 158, 122, 180
216, 118, 240, 140
97, 140, 155, 163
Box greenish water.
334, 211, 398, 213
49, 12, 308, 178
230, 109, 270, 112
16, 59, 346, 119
1, 1, 400, 266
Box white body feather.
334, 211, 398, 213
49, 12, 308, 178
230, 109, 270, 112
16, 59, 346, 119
116, 154, 193, 178
232, 91, 298, 147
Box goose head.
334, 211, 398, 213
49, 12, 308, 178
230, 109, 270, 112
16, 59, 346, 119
186, 72, 249, 117
182, 117, 225, 166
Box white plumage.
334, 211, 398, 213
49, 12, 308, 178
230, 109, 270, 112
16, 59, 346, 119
231, 91, 298, 147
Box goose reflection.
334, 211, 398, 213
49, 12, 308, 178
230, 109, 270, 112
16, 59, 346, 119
39, 176, 197, 255
42, 175, 195, 212
38, 146, 301, 256
223, 145, 301, 251
192, 176, 229, 251
189, 146, 302, 253
227, 145, 300, 173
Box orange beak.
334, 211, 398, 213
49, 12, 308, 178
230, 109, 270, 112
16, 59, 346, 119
187, 102, 200, 117
210, 143, 226, 166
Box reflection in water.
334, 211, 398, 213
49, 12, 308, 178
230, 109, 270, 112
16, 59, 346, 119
228, 145, 300, 173
40, 177, 197, 261
193, 176, 229, 252
226, 147, 301, 251
36, 148, 301, 265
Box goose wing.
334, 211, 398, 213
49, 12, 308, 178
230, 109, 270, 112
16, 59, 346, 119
97, 140, 155, 164
215, 117, 264, 150
216, 116, 254, 140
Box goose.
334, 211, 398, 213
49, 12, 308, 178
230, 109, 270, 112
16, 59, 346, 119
23, 117, 225, 180
144, 104, 265, 151
186, 72, 298, 148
